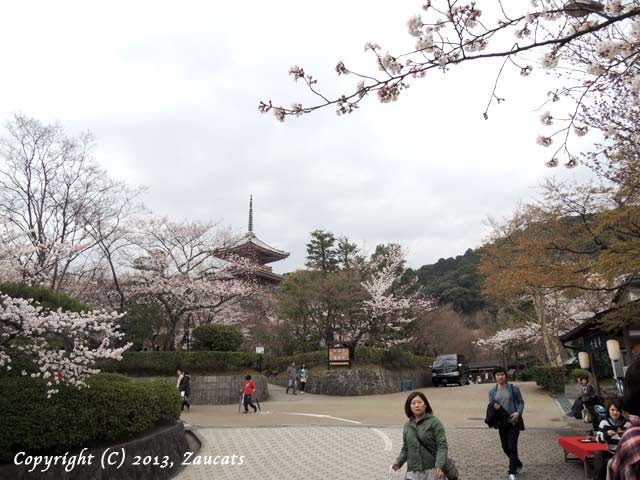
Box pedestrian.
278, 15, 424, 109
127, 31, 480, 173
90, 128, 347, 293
488, 366, 525, 480
391, 391, 448, 479
593, 399, 630, 480
298, 363, 309, 395
609, 356, 640, 480
178, 369, 191, 411
242, 374, 258, 414
176, 368, 184, 390
566, 375, 596, 419
286, 362, 297, 395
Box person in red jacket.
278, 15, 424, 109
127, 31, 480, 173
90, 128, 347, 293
242, 374, 258, 414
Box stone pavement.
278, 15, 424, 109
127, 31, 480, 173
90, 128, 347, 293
175, 383, 589, 479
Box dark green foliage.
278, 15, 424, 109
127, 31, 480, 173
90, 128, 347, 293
0, 374, 180, 462
192, 324, 243, 352
0, 282, 91, 312
569, 368, 592, 382
263, 350, 329, 374
98, 351, 259, 375
518, 368, 535, 381
305, 229, 339, 272
530, 366, 567, 393
413, 249, 487, 313
262, 348, 432, 375
119, 303, 160, 350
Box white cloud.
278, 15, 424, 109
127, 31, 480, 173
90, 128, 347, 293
0, 0, 598, 274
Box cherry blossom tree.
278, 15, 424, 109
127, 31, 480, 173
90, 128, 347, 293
476, 289, 610, 365
127, 218, 257, 350
261, 0, 640, 166
361, 244, 434, 346
0, 114, 144, 290
276, 240, 431, 349
0, 295, 129, 397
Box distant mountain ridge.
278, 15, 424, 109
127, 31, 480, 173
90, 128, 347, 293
409, 248, 488, 314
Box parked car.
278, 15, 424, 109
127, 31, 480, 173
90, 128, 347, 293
431, 353, 469, 387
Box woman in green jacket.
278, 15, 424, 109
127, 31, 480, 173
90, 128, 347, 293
392, 391, 448, 479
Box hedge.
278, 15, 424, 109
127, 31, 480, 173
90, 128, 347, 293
192, 324, 243, 351
569, 368, 592, 382
530, 366, 567, 393
0, 282, 91, 312
98, 351, 260, 376
0, 373, 180, 462
263, 348, 432, 375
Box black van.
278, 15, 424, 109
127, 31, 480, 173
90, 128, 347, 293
431, 353, 469, 387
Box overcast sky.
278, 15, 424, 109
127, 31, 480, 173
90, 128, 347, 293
0, 1, 596, 273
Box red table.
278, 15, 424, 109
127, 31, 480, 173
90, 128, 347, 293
559, 436, 609, 478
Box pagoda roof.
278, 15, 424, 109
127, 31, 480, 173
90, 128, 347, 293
221, 232, 289, 264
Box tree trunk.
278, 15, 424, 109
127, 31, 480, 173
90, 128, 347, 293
532, 290, 563, 367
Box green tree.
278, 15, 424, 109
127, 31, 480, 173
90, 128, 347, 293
276, 269, 365, 348
192, 324, 243, 352
118, 302, 160, 351
336, 236, 361, 270
305, 230, 338, 272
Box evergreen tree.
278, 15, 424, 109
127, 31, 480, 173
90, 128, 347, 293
305, 230, 338, 272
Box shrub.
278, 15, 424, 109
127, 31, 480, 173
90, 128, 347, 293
263, 350, 328, 374
98, 351, 259, 376
569, 368, 592, 382
530, 366, 567, 393
192, 324, 243, 352
0, 282, 91, 312
0, 374, 180, 462
519, 367, 535, 381
262, 347, 432, 375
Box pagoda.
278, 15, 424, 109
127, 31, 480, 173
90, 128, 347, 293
221, 196, 289, 284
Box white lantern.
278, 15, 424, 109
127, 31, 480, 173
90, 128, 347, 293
607, 339, 622, 361
578, 351, 590, 369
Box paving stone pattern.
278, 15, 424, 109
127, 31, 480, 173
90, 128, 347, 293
175, 425, 586, 480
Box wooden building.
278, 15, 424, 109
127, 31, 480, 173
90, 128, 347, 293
219, 195, 289, 284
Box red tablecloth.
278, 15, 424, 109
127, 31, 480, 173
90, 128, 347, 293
559, 436, 609, 461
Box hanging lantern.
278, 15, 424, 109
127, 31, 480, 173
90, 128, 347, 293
578, 351, 590, 369
607, 339, 622, 361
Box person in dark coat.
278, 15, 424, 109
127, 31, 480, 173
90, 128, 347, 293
567, 376, 596, 419
179, 370, 191, 411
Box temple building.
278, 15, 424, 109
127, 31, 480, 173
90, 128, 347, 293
220, 196, 289, 284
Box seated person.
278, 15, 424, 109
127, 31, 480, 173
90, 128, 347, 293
609, 356, 640, 480
592, 399, 630, 480
567, 376, 595, 419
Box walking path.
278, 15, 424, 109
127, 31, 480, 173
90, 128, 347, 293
175, 382, 590, 479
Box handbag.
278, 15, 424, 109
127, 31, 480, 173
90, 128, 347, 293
414, 434, 459, 480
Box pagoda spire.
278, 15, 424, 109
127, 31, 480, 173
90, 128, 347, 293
248, 195, 253, 233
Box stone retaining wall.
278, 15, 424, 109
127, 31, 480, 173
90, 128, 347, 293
0, 422, 189, 480
271, 368, 431, 396
136, 375, 269, 405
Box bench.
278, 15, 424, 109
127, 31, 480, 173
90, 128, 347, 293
558, 436, 608, 479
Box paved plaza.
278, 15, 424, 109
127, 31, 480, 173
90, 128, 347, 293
176, 382, 590, 480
